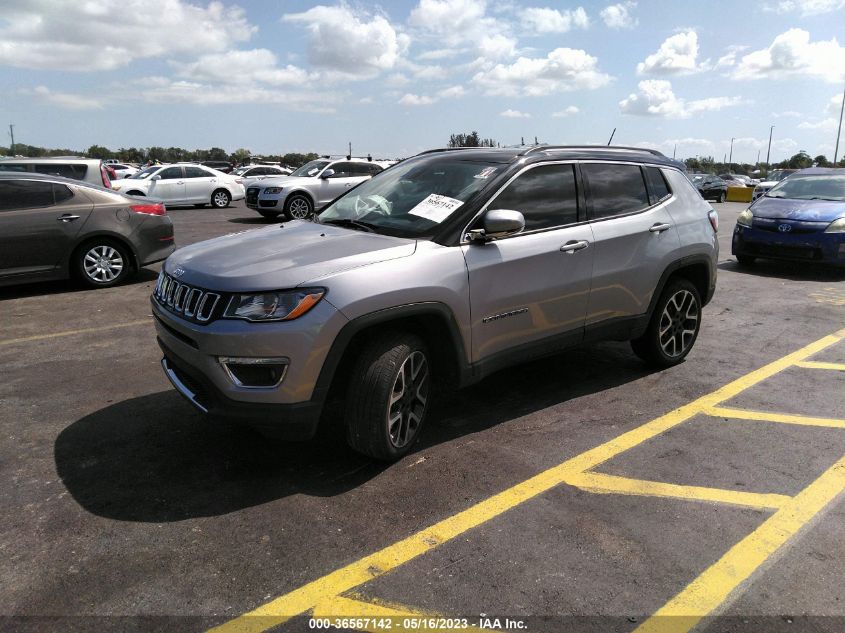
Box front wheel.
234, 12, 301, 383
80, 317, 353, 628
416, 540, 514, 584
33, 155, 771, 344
631, 278, 701, 368
284, 194, 313, 220
74, 240, 132, 289
345, 333, 431, 461
211, 189, 231, 208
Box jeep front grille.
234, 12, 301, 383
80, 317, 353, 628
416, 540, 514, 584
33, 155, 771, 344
154, 272, 223, 323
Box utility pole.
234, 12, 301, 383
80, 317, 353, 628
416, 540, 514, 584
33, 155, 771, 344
728, 137, 735, 168
8, 124, 14, 156
673, 144, 677, 159
347, 141, 352, 160
834, 86, 845, 165
607, 128, 616, 145
765, 125, 774, 169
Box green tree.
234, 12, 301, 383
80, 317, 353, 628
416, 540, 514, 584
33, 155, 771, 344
231, 148, 251, 164
207, 147, 228, 161
281, 152, 319, 167
814, 154, 831, 167
86, 144, 113, 159
448, 131, 497, 148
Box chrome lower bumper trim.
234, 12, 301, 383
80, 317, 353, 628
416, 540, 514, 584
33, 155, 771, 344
161, 357, 208, 414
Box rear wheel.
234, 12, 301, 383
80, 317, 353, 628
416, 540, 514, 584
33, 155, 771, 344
211, 189, 231, 208
73, 239, 133, 289
631, 278, 701, 368
345, 333, 431, 461
284, 194, 313, 220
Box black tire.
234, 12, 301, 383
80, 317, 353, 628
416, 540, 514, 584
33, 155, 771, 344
258, 210, 280, 219
718, 191, 726, 203
284, 194, 313, 220
211, 188, 231, 209
631, 277, 701, 368
736, 254, 756, 266
345, 333, 431, 461
73, 238, 133, 289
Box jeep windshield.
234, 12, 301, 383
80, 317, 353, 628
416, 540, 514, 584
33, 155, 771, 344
290, 160, 331, 177
318, 157, 504, 238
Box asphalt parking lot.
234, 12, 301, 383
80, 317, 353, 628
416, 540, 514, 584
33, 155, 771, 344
2, 200, 844, 633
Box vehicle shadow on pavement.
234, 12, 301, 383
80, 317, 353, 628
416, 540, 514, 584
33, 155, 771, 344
55, 342, 654, 523
0, 269, 159, 301
718, 259, 845, 282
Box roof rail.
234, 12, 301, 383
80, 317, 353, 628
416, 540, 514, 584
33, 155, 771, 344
521, 144, 666, 157
414, 147, 494, 156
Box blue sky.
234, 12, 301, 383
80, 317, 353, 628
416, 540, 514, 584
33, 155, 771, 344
1, 0, 844, 162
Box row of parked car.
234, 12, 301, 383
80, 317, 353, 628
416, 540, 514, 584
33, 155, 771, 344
689, 170, 796, 203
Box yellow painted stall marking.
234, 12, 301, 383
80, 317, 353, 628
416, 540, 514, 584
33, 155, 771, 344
707, 406, 845, 429
634, 454, 845, 633
209, 327, 845, 633
795, 360, 845, 372
566, 472, 790, 510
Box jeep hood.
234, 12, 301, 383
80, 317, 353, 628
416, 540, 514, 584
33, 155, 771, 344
165, 220, 416, 292
750, 196, 845, 222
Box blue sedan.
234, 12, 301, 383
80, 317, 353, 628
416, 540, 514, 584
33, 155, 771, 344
732, 168, 845, 266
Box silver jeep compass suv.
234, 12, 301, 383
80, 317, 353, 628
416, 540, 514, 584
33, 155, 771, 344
153, 146, 718, 461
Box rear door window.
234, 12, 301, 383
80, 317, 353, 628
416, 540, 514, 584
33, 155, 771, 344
184, 166, 210, 178
582, 163, 650, 220
158, 167, 183, 180
32, 163, 88, 180
0, 180, 56, 210
488, 163, 579, 231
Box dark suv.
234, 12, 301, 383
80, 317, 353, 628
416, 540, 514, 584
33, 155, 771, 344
154, 146, 718, 460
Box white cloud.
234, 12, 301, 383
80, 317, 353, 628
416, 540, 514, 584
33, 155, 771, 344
409, 0, 514, 60
24, 86, 104, 110
797, 93, 845, 132
500, 109, 531, 118
398, 85, 465, 106
767, 0, 845, 15
417, 48, 467, 60
637, 30, 705, 75
772, 110, 802, 118
731, 29, 845, 83
713, 45, 748, 70
552, 106, 580, 117
283, 5, 409, 78
473, 48, 612, 97
0, 0, 254, 71
177, 49, 309, 86
520, 7, 589, 34
619, 80, 741, 118
600, 2, 638, 29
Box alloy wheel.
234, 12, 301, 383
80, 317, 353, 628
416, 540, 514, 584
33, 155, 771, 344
658, 289, 698, 358
288, 197, 311, 219
213, 191, 229, 207
83, 245, 124, 283
386, 351, 429, 448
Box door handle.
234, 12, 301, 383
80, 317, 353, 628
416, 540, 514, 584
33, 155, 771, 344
57, 214, 80, 222
345, 183, 353, 187
560, 240, 589, 253
649, 222, 672, 233
176, 181, 184, 185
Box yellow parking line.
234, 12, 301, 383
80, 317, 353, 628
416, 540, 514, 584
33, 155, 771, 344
0, 319, 152, 347
706, 406, 845, 429
208, 327, 845, 633
795, 360, 845, 372
566, 472, 790, 510
312, 595, 492, 633
634, 453, 845, 633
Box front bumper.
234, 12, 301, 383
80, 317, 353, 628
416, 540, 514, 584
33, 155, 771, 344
152, 294, 349, 435
246, 189, 288, 211
732, 225, 845, 265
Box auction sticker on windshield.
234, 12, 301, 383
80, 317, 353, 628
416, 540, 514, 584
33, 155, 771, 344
408, 194, 463, 223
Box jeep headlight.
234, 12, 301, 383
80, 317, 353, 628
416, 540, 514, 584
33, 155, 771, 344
224, 289, 325, 322
264, 187, 283, 195
737, 209, 754, 228
825, 218, 845, 233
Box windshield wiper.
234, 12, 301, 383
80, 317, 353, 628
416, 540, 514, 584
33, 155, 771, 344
320, 218, 378, 233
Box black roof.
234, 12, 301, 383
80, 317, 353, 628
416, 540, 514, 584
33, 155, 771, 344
414, 145, 684, 169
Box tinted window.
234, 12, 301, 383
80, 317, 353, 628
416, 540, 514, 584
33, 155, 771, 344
645, 166, 672, 203
0, 164, 29, 172
367, 164, 384, 175
0, 180, 55, 210
158, 167, 183, 179
32, 163, 88, 180
583, 163, 650, 219
53, 184, 74, 203
488, 164, 579, 231
347, 163, 375, 177
184, 166, 210, 178
328, 162, 355, 177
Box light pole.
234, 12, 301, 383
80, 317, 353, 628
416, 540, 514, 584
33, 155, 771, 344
834, 86, 845, 166
765, 125, 774, 169
728, 137, 735, 168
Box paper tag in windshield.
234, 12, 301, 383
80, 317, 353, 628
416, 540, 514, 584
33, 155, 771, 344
474, 167, 497, 179
408, 194, 463, 223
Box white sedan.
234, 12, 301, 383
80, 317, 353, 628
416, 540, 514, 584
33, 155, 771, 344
107, 163, 139, 179
111, 163, 245, 208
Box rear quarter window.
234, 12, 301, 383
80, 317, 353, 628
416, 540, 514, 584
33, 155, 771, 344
582, 163, 650, 220
32, 163, 88, 180
645, 166, 672, 204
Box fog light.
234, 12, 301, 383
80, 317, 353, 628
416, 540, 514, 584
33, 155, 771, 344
219, 356, 288, 388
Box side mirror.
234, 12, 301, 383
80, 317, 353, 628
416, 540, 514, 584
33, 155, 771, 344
151, 174, 161, 181
320, 169, 335, 179
468, 209, 525, 243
